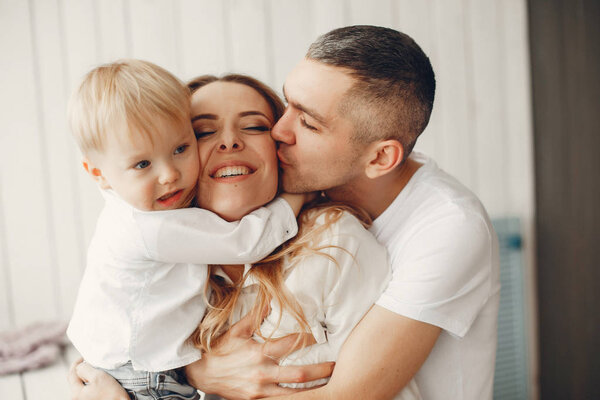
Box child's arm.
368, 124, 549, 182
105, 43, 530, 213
134, 195, 307, 266
280, 192, 317, 216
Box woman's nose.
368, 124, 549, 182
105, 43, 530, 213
218, 128, 245, 152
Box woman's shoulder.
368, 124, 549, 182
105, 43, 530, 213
301, 206, 378, 248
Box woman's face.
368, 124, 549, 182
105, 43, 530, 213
191, 81, 279, 221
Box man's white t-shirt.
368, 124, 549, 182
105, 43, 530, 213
370, 152, 500, 400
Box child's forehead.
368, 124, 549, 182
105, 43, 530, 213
105, 117, 191, 153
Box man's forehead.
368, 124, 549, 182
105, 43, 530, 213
284, 59, 355, 110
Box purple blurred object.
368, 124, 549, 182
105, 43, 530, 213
0, 321, 68, 375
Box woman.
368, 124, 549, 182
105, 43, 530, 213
69, 74, 419, 399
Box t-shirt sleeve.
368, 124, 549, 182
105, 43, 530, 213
376, 211, 496, 338
134, 197, 298, 265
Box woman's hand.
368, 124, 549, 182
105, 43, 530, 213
185, 312, 334, 400
67, 358, 129, 400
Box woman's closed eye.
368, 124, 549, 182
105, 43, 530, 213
194, 129, 216, 139
242, 125, 270, 134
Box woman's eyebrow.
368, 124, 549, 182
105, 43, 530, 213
239, 111, 269, 119
191, 113, 218, 122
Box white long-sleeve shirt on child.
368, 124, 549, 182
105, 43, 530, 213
67, 190, 297, 372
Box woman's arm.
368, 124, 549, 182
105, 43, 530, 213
68, 359, 129, 400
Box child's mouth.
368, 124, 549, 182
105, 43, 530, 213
157, 190, 183, 207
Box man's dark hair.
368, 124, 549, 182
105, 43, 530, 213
307, 25, 436, 159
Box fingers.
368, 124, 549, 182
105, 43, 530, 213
262, 333, 316, 360
275, 362, 335, 384
228, 310, 257, 339
75, 361, 101, 383
67, 358, 85, 389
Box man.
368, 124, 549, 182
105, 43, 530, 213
72, 25, 500, 400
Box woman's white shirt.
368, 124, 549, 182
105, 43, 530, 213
208, 211, 422, 400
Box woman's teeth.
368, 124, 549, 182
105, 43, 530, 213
213, 166, 251, 178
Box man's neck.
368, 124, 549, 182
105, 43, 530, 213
326, 157, 422, 220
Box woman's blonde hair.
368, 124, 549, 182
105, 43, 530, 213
68, 59, 190, 154
187, 74, 371, 354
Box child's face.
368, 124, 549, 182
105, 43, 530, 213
89, 118, 199, 211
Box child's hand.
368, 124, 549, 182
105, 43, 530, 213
280, 192, 319, 216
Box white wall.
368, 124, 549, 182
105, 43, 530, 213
0, 0, 536, 379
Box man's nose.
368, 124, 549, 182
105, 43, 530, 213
271, 110, 296, 145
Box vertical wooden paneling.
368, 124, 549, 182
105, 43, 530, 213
227, 0, 272, 85
96, 0, 132, 62
430, 0, 474, 190
464, 0, 509, 215
310, 0, 347, 37
179, 0, 230, 81
268, 0, 314, 90
128, 0, 182, 75
348, 0, 394, 27
61, 0, 104, 252
394, 0, 440, 164
0, 0, 58, 326
0, 180, 14, 331
31, 0, 86, 319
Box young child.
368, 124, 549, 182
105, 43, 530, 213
66, 60, 302, 399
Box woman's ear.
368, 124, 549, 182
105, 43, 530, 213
364, 140, 404, 179
82, 157, 111, 189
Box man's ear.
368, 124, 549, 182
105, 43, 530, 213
82, 157, 111, 189
364, 140, 404, 179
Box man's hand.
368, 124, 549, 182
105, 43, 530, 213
67, 358, 129, 400
185, 312, 334, 400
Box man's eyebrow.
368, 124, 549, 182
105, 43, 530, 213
282, 85, 328, 126
191, 114, 217, 122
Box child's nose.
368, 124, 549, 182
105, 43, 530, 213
158, 164, 180, 184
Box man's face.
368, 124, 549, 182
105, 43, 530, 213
272, 59, 365, 195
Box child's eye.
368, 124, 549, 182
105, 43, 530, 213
300, 117, 317, 131
134, 160, 151, 169
243, 126, 270, 134
174, 144, 189, 154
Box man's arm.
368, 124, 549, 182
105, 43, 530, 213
185, 311, 335, 400
268, 305, 441, 400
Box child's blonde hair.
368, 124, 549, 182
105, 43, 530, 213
68, 59, 190, 154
